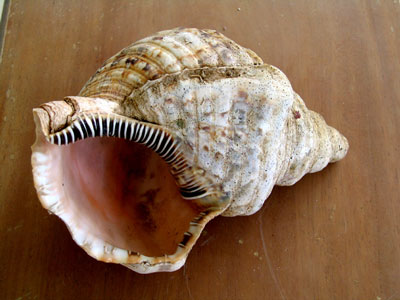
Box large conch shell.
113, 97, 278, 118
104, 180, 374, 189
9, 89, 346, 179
31, 28, 348, 273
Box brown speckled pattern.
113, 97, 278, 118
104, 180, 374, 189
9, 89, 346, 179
79, 28, 263, 102
122, 65, 348, 216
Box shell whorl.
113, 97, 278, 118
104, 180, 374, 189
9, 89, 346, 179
79, 28, 263, 102
122, 65, 294, 216
120, 65, 348, 216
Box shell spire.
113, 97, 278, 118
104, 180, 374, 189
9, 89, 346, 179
277, 93, 348, 187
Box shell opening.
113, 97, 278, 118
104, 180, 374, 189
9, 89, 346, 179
49, 113, 213, 200
32, 110, 228, 271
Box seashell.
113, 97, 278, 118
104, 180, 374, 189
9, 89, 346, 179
31, 28, 349, 273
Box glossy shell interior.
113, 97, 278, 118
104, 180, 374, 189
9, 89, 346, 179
32, 109, 228, 273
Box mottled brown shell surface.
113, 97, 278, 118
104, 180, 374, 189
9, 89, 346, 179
79, 28, 263, 102
121, 65, 348, 216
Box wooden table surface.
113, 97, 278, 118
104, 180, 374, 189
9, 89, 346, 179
1, 1, 399, 299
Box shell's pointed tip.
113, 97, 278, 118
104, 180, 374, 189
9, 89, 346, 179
330, 130, 349, 163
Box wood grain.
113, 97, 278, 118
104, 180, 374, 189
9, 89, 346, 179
0, 1, 399, 299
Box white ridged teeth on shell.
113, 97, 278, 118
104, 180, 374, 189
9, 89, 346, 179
147, 129, 159, 149
98, 113, 103, 137
67, 127, 75, 143
85, 114, 95, 137
90, 113, 97, 131
106, 114, 111, 136
74, 120, 85, 139
46, 113, 215, 203
153, 130, 165, 151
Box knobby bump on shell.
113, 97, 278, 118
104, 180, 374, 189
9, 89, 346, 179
31, 28, 349, 273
